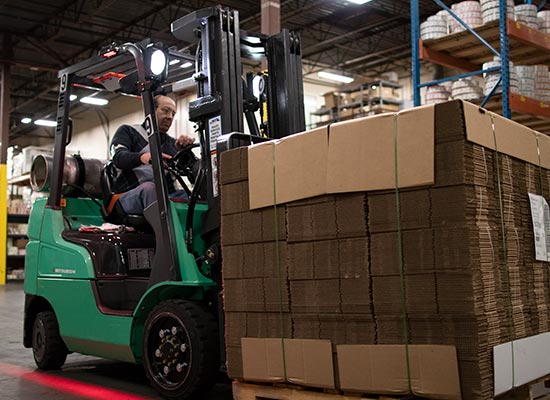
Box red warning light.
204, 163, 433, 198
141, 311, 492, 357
101, 49, 118, 58
93, 72, 126, 83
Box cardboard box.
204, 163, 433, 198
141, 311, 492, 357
327, 104, 435, 194
337, 344, 461, 399
339, 107, 354, 119
246, 312, 292, 341
287, 198, 337, 243
370, 85, 402, 101
248, 126, 328, 209
323, 92, 340, 109
223, 278, 264, 312
368, 103, 400, 112
221, 180, 249, 215
248, 100, 550, 210
290, 279, 340, 314
494, 332, 550, 396
241, 338, 335, 388
223, 100, 550, 397
220, 146, 248, 185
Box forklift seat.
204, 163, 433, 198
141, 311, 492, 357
100, 161, 150, 229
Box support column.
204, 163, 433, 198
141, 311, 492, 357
261, 0, 281, 36
261, 0, 280, 69
0, 34, 12, 285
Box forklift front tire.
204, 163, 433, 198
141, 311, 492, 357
143, 299, 219, 399
32, 311, 68, 370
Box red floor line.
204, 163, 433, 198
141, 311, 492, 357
0, 361, 153, 400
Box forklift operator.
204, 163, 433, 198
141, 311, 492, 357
110, 95, 195, 216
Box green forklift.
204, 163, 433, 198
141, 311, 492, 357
22, 6, 305, 400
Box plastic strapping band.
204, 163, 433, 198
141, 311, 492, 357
272, 142, 287, 381
535, 135, 545, 198
393, 114, 412, 392
490, 113, 514, 386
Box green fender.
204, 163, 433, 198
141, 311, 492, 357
129, 281, 211, 362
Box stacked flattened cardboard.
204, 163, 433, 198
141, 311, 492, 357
220, 100, 550, 399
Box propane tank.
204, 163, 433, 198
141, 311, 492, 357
30, 154, 105, 198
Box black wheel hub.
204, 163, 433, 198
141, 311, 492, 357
148, 317, 192, 388
33, 320, 46, 361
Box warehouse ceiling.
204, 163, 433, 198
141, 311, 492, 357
1, 0, 548, 143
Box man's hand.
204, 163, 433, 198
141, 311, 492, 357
175, 134, 195, 149
140, 152, 173, 165
140, 152, 152, 165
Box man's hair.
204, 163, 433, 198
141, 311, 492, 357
153, 94, 176, 110
153, 95, 163, 109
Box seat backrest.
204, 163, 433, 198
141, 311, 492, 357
99, 161, 150, 230
101, 161, 118, 204
100, 161, 118, 219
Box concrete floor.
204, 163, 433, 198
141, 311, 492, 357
0, 282, 232, 400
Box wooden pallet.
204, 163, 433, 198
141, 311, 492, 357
232, 381, 412, 400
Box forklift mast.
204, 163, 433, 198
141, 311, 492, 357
171, 6, 306, 237
171, 6, 305, 372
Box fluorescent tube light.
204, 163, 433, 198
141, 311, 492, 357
169, 59, 181, 65
317, 71, 354, 84
21, 117, 32, 124
80, 96, 109, 106
35, 119, 57, 127
348, 0, 372, 4
181, 61, 193, 69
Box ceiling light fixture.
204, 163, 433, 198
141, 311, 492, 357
70, 94, 78, 101
348, 0, 372, 4
317, 71, 354, 84
169, 59, 181, 66
181, 61, 193, 69
21, 117, 32, 124
35, 119, 57, 127
80, 97, 109, 106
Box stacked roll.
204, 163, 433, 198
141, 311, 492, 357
436, 9, 452, 33
534, 65, 550, 102
421, 15, 449, 40
482, 58, 519, 95
425, 84, 451, 104
450, 1, 483, 33
515, 4, 538, 29
451, 78, 483, 101
480, 0, 515, 24
538, 10, 550, 34
516, 65, 536, 98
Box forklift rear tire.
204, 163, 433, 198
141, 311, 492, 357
32, 311, 68, 370
143, 299, 219, 399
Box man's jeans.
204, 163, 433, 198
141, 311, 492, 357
118, 181, 188, 215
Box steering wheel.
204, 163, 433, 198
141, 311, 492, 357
172, 143, 200, 168
163, 143, 200, 198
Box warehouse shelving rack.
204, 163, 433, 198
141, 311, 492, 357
411, 0, 550, 133
308, 80, 403, 128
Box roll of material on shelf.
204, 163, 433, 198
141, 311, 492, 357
515, 4, 538, 29
450, 1, 483, 32
539, 11, 550, 33
425, 85, 451, 104
482, 57, 519, 95
451, 77, 483, 100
